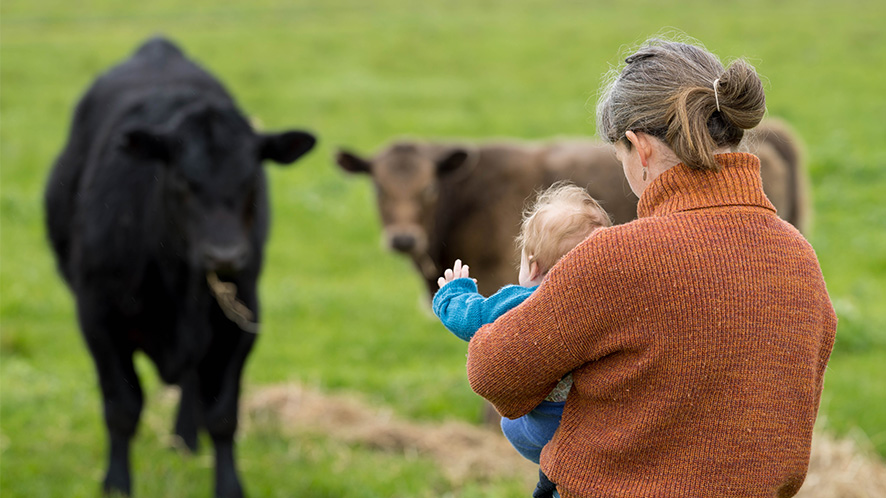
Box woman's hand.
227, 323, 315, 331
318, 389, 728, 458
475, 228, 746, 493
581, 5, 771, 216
437, 259, 474, 288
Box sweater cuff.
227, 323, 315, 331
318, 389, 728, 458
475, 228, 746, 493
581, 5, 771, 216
440, 277, 478, 294
432, 278, 479, 317
434, 278, 478, 302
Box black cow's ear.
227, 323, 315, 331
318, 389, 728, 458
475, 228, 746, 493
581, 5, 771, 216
336, 149, 372, 174
437, 149, 469, 175
121, 128, 172, 163
260, 131, 316, 165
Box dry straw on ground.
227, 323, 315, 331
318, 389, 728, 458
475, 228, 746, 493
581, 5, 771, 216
242, 383, 886, 497
243, 383, 538, 488
799, 430, 886, 498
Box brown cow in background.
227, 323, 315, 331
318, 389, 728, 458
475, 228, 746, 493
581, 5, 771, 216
337, 119, 808, 298
337, 141, 636, 296
743, 119, 810, 234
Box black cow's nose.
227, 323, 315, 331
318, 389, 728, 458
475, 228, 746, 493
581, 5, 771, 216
391, 234, 416, 252
203, 244, 248, 274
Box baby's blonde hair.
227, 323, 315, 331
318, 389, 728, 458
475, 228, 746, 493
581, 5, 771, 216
517, 182, 612, 274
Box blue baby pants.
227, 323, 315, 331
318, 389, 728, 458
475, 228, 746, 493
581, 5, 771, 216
499, 400, 565, 464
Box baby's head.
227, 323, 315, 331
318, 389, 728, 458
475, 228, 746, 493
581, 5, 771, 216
517, 182, 612, 287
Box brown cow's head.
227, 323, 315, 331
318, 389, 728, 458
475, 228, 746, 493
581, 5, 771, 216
336, 142, 470, 261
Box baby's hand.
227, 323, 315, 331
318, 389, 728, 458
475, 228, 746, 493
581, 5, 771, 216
437, 259, 474, 289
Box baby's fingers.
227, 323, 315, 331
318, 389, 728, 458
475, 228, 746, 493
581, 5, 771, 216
459, 264, 471, 279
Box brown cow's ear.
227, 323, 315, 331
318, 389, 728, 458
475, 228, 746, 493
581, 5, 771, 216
260, 131, 316, 165
437, 149, 469, 175
336, 149, 372, 174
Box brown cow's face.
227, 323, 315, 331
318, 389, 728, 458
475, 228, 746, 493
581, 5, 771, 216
337, 143, 468, 258
372, 146, 438, 255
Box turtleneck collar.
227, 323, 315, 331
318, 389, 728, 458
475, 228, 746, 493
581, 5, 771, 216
637, 152, 776, 219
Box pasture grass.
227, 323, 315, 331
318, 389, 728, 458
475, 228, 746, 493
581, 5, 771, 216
2, 0, 885, 496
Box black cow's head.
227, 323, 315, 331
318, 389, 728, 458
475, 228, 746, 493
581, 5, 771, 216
121, 103, 315, 275
336, 142, 470, 260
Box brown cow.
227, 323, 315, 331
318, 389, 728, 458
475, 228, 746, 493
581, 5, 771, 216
743, 119, 810, 234
337, 120, 808, 297
337, 141, 635, 296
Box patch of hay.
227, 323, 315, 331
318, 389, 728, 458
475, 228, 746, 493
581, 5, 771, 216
243, 383, 886, 496
797, 430, 886, 498
243, 383, 537, 487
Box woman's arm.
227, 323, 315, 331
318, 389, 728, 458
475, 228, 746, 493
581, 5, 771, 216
466, 242, 617, 419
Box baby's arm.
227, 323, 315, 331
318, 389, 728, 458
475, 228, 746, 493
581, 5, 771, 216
433, 278, 488, 341
433, 267, 535, 342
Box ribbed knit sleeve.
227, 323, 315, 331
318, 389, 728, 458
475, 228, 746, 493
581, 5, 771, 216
467, 231, 621, 418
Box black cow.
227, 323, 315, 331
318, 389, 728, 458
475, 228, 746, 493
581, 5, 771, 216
44, 37, 315, 497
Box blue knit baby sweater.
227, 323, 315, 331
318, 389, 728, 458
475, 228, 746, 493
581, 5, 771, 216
434, 277, 571, 465
432, 278, 538, 342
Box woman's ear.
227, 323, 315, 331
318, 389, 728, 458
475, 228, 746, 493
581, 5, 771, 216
625, 130, 651, 167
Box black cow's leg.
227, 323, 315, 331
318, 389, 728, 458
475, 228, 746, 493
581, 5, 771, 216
200, 342, 247, 498
98, 347, 143, 496
174, 369, 202, 453
212, 433, 242, 498
76, 295, 143, 497
99, 356, 143, 495
202, 331, 255, 498
200, 282, 258, 498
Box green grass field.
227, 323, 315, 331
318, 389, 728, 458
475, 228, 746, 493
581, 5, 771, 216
2, 0, 885, 496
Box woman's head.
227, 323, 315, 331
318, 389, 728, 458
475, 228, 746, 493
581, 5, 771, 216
517, 182, 612, 286
597, 37, 766, 173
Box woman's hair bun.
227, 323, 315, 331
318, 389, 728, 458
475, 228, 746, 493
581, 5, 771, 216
716, 59, 766, 130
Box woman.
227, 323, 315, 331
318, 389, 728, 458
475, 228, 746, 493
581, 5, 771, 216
466, 37, 837, 498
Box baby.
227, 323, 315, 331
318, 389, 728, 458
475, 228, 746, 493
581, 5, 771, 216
433, 181, 612, 498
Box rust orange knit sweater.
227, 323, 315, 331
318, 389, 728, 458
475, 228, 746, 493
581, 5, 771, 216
467, 153, 836, 498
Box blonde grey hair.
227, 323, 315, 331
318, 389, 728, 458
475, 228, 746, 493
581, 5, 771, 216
517, 182, 612, 274
596, 37, 766, 171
